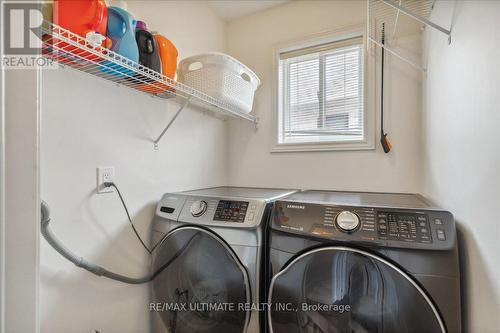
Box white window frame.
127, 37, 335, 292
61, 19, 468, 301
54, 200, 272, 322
271, 25, 375, 152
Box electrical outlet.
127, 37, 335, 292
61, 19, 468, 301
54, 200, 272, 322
97, 166, 115, 194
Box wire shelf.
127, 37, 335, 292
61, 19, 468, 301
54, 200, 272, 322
369, 0, 434, 41
368, 0, 451, 72
40, 22, 258, 125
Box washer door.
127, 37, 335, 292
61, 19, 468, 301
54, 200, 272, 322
268, 246, 446, 333
152, 227, 250, 333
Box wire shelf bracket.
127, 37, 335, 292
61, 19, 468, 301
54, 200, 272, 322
153, 97, 192, 150
368, 36, 426, 72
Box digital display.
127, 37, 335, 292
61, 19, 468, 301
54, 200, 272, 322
377, 212, 432, 243
214, 200, 249, 222
160, 206, 175, 214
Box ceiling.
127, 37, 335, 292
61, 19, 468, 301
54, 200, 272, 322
207, 0, 290, 21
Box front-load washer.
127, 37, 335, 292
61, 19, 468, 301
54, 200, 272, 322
151, 186, 297, 333
267, 190, 461, 333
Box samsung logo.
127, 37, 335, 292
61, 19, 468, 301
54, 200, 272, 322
287, 204, 305, 210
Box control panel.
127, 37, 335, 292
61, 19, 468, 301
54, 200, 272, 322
156, 194, 266, 228
214, 200, 249, 223
377, 212, 433, 243
272, 201, 455, 250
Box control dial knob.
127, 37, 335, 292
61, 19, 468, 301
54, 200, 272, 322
190, 200, 208, 217
336, 211, 360, 232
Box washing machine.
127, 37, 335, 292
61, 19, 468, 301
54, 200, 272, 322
267, 190, 461, 333
150, 186, 297, 333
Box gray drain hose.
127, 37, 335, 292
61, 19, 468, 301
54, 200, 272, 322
41, 201, 201, 284
41, 200, 153, 284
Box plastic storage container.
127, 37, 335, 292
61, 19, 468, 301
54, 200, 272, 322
52, 0, 109, 63
135, 21, 161, 73
102, 6, 139, 76
135, 32, 179, 94
153, 32, 178, 79
53, 0, 108, 41
177, 53, 260, 114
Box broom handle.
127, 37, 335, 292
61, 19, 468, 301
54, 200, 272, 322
381, 23, 385, 136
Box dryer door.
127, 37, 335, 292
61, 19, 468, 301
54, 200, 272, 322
268, 246, 446, 333
152, 226, 250, 333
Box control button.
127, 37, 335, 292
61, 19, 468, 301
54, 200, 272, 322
248, 212, 255, 221
434, 218, 443, 225
190, 200, 208, 217
250, 204, 257, 210
436, 229, 446, 241
420, 228, 428, 234
420, 234, 431, 243
336, 211, 360, 232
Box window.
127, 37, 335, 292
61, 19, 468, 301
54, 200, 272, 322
277, 35, 367, 149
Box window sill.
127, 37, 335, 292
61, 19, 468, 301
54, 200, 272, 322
271, 140, 375, 153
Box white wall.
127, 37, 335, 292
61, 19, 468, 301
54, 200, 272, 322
0, 61, 3, 333
422, 1, 500, 331
40, 2, 227, 332
126, 1, 226, 59
226, 0, 423, 192
4, 69, 41, 333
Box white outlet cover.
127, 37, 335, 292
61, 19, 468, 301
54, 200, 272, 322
97, 166, 115, 194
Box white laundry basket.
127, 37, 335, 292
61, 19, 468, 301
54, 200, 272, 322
177, 52, 261, 114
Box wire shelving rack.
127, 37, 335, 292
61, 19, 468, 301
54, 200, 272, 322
368, 0, 453, 72
40, 22, 258, 148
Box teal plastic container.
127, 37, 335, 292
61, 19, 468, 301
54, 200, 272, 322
100, 6, 139, 77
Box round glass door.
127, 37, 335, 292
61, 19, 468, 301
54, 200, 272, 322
152, 227, 250, 333
268, 247, 445, 333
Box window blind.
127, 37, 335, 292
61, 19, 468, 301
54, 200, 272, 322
278, 36, 364, 144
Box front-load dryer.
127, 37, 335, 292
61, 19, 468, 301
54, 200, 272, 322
151, 187, 297, 333
267, 190, 461, 333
